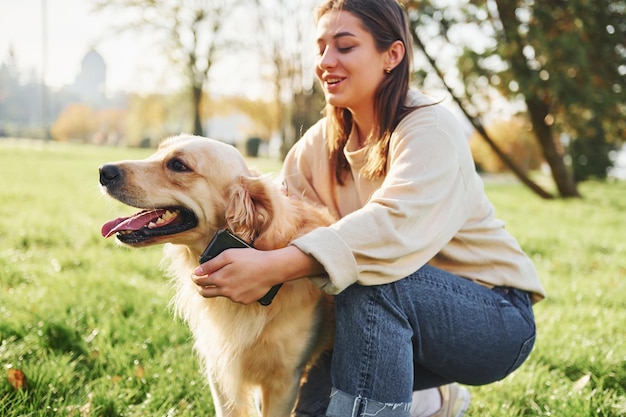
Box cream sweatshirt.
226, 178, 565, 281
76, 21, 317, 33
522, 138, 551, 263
281, 91, 546, 303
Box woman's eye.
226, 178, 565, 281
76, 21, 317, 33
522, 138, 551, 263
168, 158, 191, 172
316, 44, 353, 56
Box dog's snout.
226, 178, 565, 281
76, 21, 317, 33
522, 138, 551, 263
99, 164, 123, 186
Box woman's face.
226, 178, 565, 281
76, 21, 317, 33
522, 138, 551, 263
315, 10, 387, 116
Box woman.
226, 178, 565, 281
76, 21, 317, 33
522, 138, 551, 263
193, 0, 546, 416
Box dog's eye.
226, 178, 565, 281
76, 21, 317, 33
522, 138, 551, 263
168, 158, 191, 172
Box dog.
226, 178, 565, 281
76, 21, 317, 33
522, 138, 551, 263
99, 134, 335, 417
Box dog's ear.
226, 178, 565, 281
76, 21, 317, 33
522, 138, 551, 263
225, 176, 275, 243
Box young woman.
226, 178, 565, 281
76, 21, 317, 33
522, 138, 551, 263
193, 0, 546, 416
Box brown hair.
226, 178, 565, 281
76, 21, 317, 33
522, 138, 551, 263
315, 0, 416, 184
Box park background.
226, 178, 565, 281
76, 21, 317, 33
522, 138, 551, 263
1, 0, 625, 415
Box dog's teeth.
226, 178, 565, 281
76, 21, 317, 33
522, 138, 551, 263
144, 210, 179, 229
163, 210, 176, 220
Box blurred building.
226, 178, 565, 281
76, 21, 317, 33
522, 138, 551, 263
73, 49, 106, 105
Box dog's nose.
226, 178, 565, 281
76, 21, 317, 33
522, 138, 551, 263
99, 164, 123, 186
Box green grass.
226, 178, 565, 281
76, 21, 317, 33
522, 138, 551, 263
471, 181, 626, 416
0, 140, 624, 416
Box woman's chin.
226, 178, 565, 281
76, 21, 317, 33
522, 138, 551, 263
325, 94, 348, 108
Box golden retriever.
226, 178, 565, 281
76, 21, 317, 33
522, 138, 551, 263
99, 134, 334, 417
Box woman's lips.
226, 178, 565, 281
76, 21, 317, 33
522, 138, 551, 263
325, 77, 344, 92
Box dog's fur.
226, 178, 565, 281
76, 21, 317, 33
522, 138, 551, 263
99, 134, 334, 416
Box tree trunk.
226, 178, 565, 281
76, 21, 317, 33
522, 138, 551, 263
525, 96, 580, 197
494, 0, 580, 198
192, 83, 203, 136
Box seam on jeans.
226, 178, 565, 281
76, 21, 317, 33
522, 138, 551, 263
502, 333, 536, 377
378, 283, 417, 358
358, 287, 379, 395
356, 396, 366, 416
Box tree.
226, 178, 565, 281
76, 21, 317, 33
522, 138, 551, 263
291, 82, 325, 145
93, 108, 127, 145
253, 0, 318, 157
93, 0, 244, 136
216, 95, 280, 141
51, 103, 97, 142
469, 116, 543, 173
523, 0, 625, 181
403, 0, 625, 198
125, 92, 190, 146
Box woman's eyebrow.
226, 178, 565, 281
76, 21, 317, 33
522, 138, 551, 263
317, 31, 357, 43
333, 31, 356, 39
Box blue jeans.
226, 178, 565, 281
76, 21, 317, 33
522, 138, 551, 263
295, 265, 536, 417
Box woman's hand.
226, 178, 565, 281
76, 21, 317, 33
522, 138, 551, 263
192, 245, 325, 305
193, 247, 279, 304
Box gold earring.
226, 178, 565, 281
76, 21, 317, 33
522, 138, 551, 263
385, 67, 392, 74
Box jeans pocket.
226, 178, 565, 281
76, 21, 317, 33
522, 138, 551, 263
503, 333, 536, 377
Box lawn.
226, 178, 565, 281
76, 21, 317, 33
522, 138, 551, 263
0, 140, 624, 416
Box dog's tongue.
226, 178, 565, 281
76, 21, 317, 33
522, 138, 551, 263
101, 209, 166, 238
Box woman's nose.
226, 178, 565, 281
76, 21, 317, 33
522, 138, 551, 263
317, 46, 337, 70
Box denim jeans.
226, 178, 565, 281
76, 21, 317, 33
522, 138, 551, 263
295, 264, 536, 417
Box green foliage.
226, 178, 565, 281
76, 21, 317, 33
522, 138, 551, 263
405, 0, 625, 187
518, 0, 624, 181
469, 116, 543, 173
569, 128, 615, 181
0, 141, 625, 416
125, 92, 192, 146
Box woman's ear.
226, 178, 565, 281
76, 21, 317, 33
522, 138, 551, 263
385, 40, 405, 72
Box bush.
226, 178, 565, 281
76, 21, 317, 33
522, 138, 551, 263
469, 116, 543, 174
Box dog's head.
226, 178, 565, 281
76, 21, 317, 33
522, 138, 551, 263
99, 135, 270, 252
100, 134, 332, 258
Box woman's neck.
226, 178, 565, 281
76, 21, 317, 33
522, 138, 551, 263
350, 109, 375, 149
